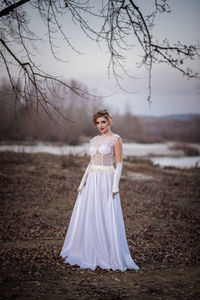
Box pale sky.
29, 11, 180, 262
1, 0, 200, 116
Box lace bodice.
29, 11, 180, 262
89, 133, 122, 166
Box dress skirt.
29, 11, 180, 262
60, 165, 139, 271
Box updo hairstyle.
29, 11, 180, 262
92, 109, 113, 126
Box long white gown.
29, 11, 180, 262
60, 133, 139, 271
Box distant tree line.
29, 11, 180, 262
141, 116, 200, 143
0, 79, 200, 144
0, 78, 102, 144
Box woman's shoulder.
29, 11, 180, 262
89, 135, 99, 143
112, 133, 122, 144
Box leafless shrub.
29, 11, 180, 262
170, 142, 200, 156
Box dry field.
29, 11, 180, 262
0, 152, 200, 299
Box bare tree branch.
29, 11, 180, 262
0, 0, 199, 114
0, 0, 30, 18
97, 0, 199, 100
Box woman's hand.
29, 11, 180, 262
112, 191, 119, 199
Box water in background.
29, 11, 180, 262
0, 142, 200, 169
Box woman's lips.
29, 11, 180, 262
100, 128, 104, 131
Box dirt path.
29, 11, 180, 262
0, 152, 200, 299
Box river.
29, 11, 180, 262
0, 141, 200, 168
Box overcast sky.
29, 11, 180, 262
1, 0, 200, 116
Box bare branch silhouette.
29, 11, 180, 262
0, 0, 199, 113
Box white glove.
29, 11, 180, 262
112, 162, 123, 193
78, 164, 91, 192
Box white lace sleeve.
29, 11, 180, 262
113, 134, 122, 145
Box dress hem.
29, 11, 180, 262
60, 254, 139, 272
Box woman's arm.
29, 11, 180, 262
78, 156, 92, 193
114, 137, 123, 164
112, 137, 123, 197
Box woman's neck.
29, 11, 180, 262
101, 130, 113, 136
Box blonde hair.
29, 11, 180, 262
92, 109, 113, 125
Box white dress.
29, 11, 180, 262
60, 133, 139, 271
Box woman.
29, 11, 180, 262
60, 109, 139, 271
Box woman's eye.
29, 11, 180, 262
102, 121, 106, 124
96, 122, 100, 124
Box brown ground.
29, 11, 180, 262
0, 151, 200, 300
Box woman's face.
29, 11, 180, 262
96, 116, 110, 134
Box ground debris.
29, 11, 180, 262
0, 151, 200, 299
